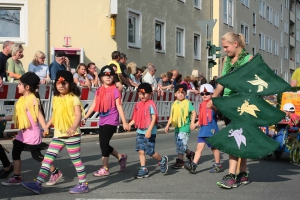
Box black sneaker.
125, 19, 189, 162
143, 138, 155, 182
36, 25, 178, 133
209, 164, 224, 173
235, 172, 249, 186
186, 151, 195, 164
217, 174, 237, 189
184, 163, 197, 174
0, 165, 14, 179
171, 158, 184, 169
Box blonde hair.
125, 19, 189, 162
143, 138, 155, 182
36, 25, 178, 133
32, 51, 46, 66
160, 73, 168, 79
75, 63, 87, 73
127, 62, 137, 74
11, 43, 23, 56
221, 32, 246, 49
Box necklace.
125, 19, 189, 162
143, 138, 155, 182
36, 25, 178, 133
224, 49, 248, 74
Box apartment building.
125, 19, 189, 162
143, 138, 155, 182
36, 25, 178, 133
0, 0, 212, 77
212, 0, 300, 83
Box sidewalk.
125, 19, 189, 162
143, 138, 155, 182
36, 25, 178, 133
0, 121, 225, 150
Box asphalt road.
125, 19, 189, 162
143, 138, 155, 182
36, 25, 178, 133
0, 130, 299, 200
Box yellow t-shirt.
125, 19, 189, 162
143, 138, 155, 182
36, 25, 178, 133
107, 60, 122, 74
52, 94, 83, 138
291, 68, 300, 87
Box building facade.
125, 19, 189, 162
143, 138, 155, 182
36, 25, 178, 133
212, 0, 300, 83
0, 0, 211, 78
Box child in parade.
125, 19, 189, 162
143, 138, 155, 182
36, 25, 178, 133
282, 103, 300, 131
127, 83, 168, 178
21, 70, 89, 194
164, 84, 196, 168
184, 84, 223, 174
1, 72, 62, 186
84, 65, 129, 177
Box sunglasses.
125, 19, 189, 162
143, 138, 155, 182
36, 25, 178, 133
200, 92, 212, 96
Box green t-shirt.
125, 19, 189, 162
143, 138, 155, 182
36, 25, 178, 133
291, 68, 300, 87
6, 57, 25, 82
174, 101, 195, 133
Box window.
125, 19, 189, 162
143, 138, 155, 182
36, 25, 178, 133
259, 1, 266, 18
274, 40, 279, 55
194, 33, 201, 60
241, 0, 249, 8
259, 33, 265, 50
269, 7, 273, 24
280, 29, 283, 47
194, 0, 201, 9
297, 29, 300, 41
285, 0, 289, 9
253, 11, 256, 34
281, 3, 283, 21
284, 45, 288, 59
274, 11, 279, 27
297, 4, 300, 20
266, 5, 270, 21
0, 1, 28, 44
241, 22, 249, 44
284, 19, 289, 34
155, 19, 165, 52
273, 69, 278, 75
252, 45, 256, 55
176, 26, 185, 57
266, 36, 271, 53
223, 0, 233, 26
284, 71, 288, 82
128, 9, 142, 49
297, 52, 300, 64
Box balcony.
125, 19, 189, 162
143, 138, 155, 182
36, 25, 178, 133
290, 61, 295, 70
290, 11, 295, 23
290, 35, 295, 47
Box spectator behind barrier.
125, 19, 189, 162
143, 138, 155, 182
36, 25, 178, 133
87, 62, 100, 87
6, 43, 25, 83
126, 62, 139, 87
73, 63, 92, 88
0, 41, 14, 81
157, 73, 173, 91
49, 51, 70, 80
28, 51, 51, 84
142, 63, 157, 89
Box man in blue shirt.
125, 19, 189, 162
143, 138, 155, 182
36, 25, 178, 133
49, 51, 70, 80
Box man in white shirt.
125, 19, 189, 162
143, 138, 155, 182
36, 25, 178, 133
142, 63, 157, 88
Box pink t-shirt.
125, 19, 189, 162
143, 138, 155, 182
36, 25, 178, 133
15, 110, 42, 145
98, 88, 120, 126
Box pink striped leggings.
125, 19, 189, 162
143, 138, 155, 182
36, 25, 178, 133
36, 136, 86, 183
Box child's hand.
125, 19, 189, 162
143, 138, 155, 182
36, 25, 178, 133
190, 123, 196, 131
80, 119, 86, 127
42, 128, 49, 137
145, 131, 151, 138
164, 125, 169, 133
123, 123, 130, 132
66, 126, 77, 136
206, 100, 213, 109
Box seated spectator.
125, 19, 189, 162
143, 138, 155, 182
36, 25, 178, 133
73, 63, 92, 87
158, 73, 173, 90
28, 51, 50, 84
87, 62, 100, 87
6, 43, 25, 82
126, 62, 139, 87
142, 63, 157, 89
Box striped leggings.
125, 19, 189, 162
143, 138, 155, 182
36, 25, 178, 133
36, 136, 86, 183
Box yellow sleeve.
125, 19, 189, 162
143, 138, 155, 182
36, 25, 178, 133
107, 61, 122, 74
291, 68, 300, 80
73, 96, 82, 106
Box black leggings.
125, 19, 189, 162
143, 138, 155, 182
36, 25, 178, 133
0, 144, 11, 168
99, 125, 116, 157
12, 139, 44, 162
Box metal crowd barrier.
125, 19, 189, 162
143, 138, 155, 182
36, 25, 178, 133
0, 82, 202, 133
